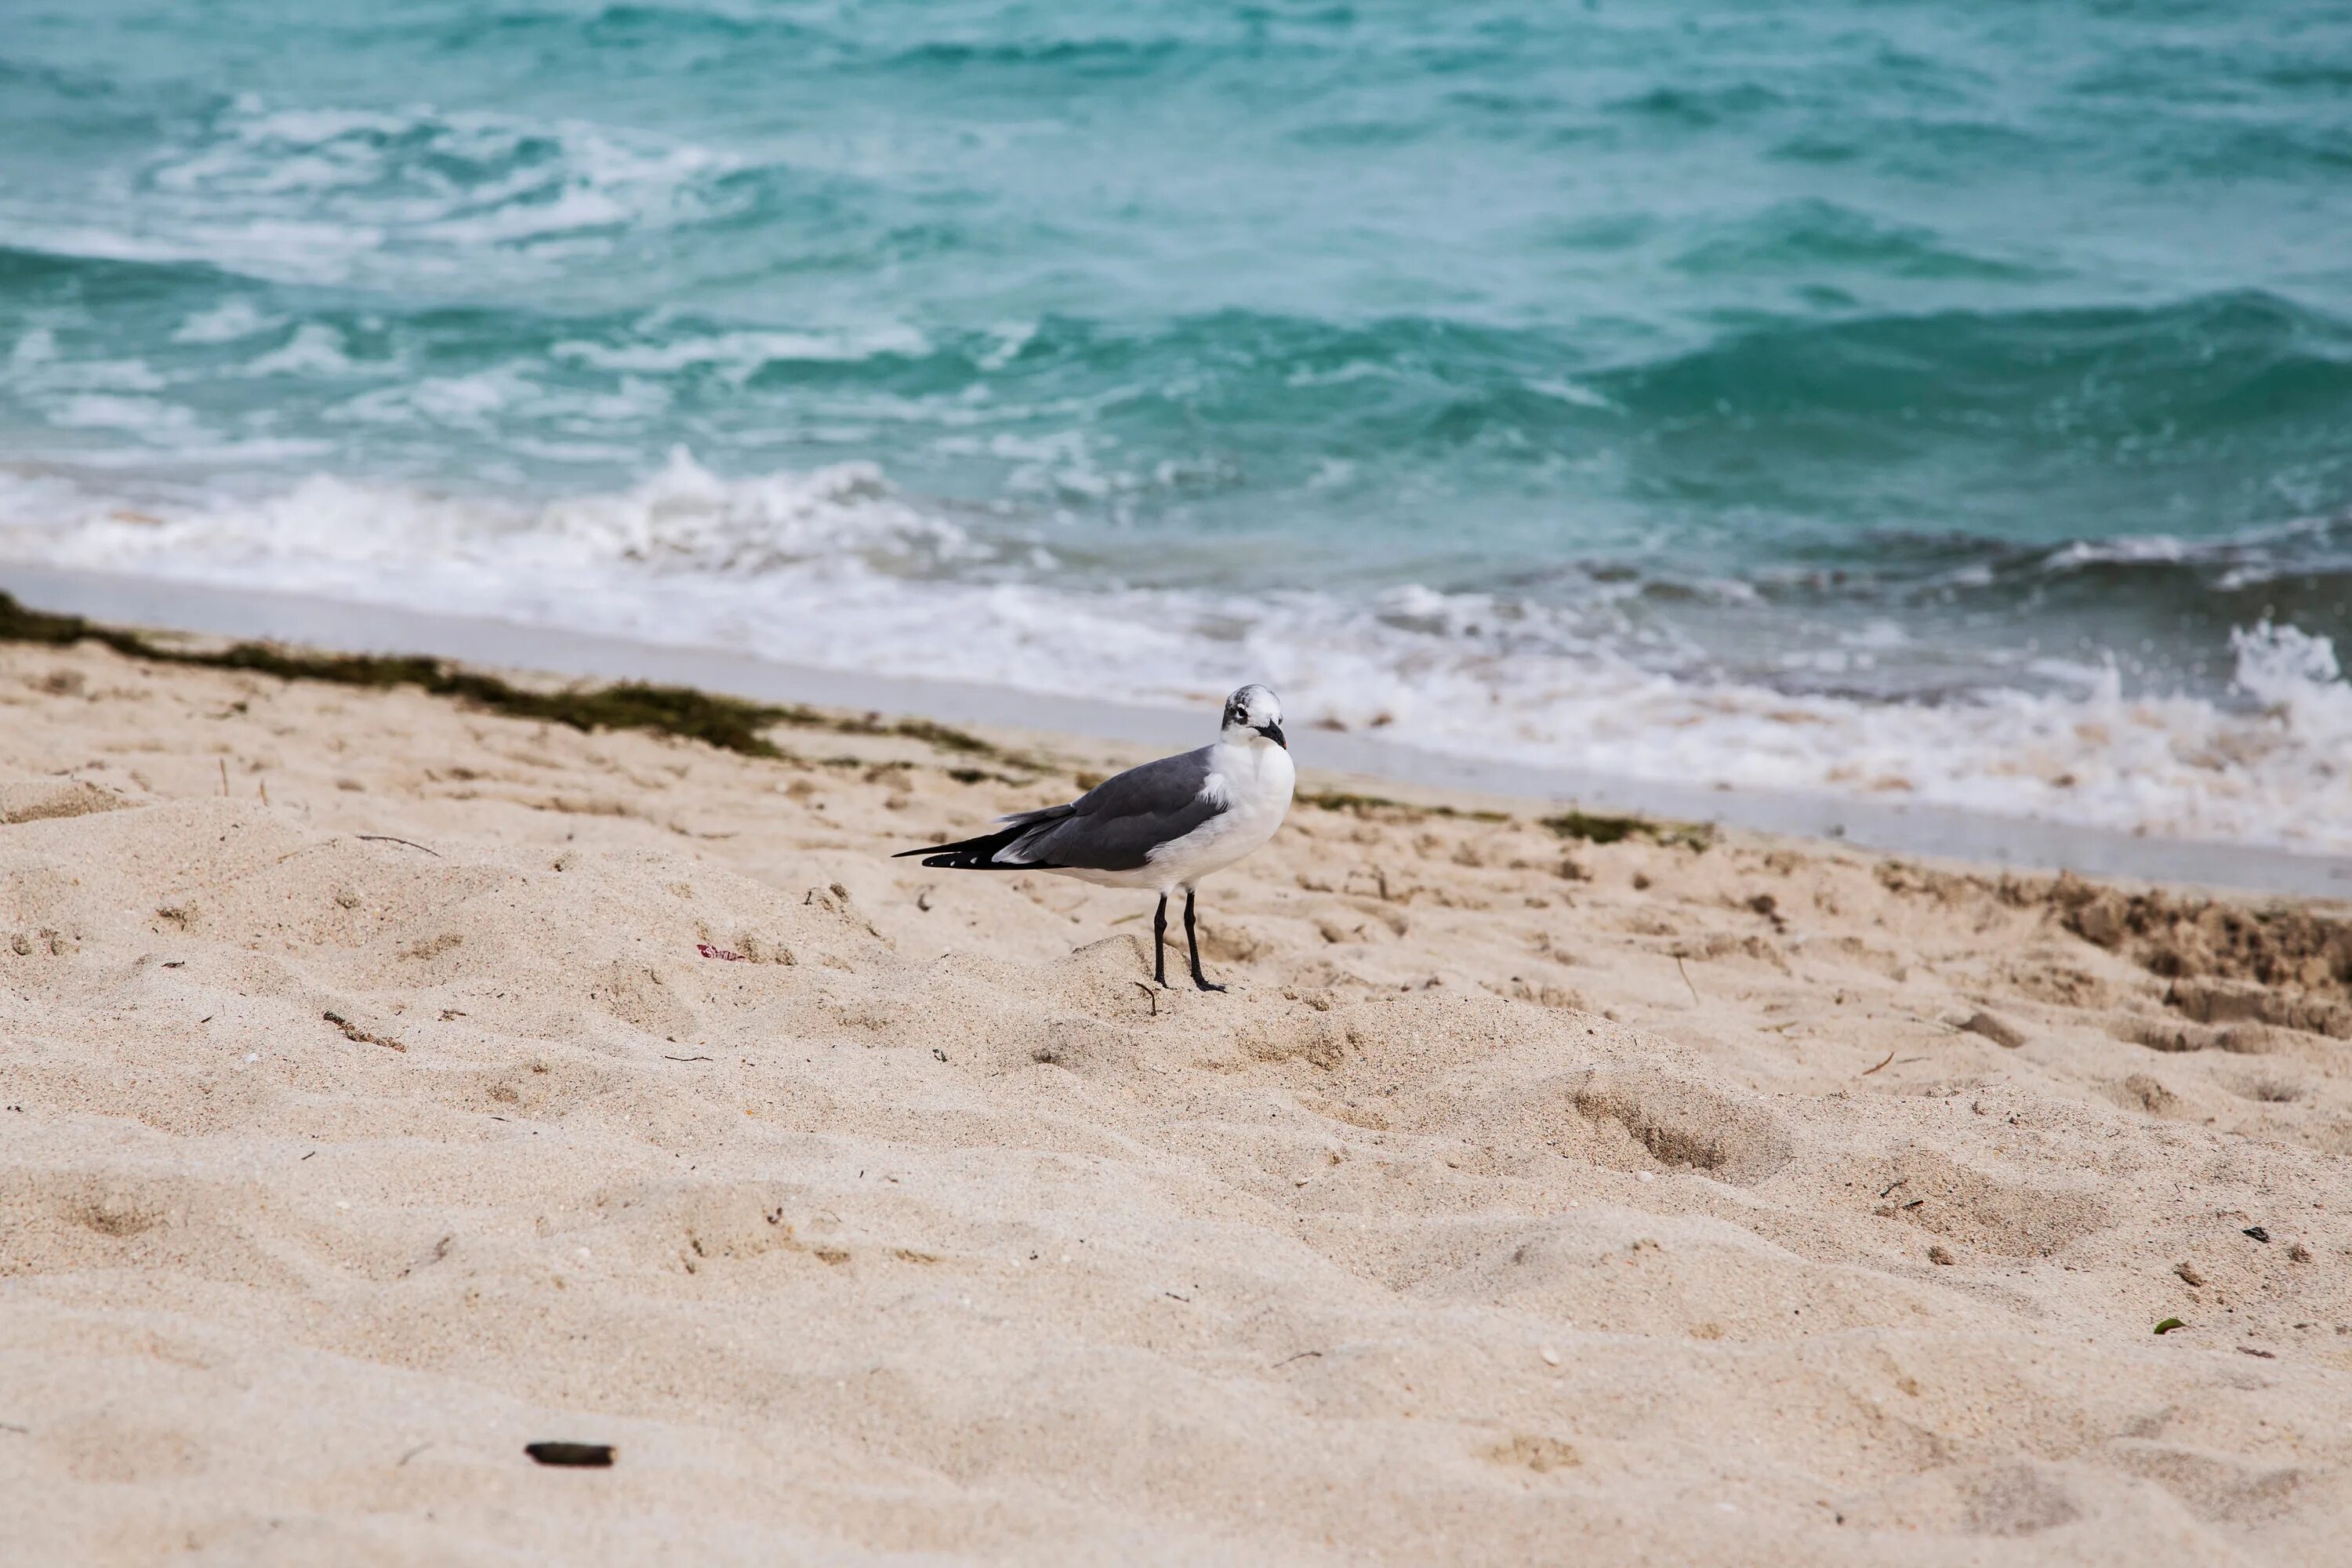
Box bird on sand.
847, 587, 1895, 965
894, 684, 1294, 991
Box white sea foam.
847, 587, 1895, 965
554, 325, 930, 378
2040, 514, 2346, 586
23, 96, 745, 289
248, 323, 358, 377
14, 354, 169, 394
44, 396, 197, 434
1526, 378, 1613, 409
3, 459, 2347, 852
2234, 621, 2352, 735
172, 300, 277, 345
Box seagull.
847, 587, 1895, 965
895, 684, 1295, 991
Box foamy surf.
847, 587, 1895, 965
5, 456, 2347, 855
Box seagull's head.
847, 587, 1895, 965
1221, 684, 1286, 750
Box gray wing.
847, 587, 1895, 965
997, 746, 1221, 871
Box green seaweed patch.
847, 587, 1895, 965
1299, 789, 1509, 824
946, 766, 1036, 786
771, 702, 1020, 763
2153, 1317, 2186, 1335
880, 717, 993, 756
0, 591, 1021, 766
1541, 809, 1715, 851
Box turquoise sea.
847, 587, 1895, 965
3, 2, 2349, 846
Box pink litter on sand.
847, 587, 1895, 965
696, 942, 748, 962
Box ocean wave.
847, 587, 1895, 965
6, 263, 2350, 684
1598, 290, 2352, 434
4, 459, 2348, 853
1667, 198, 2056, 283
9, 244, 2350, 502
5, 229, 2349, 722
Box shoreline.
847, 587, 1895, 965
5, 560, 2348, 901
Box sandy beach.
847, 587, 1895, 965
5, 619, 2351, 1565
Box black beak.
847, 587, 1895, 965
1258, 721, 1286, 749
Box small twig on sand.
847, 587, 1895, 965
1860, 1048, 1896, 1076
1131, 979, 1159, 1017
1273, 1349, 1324, 1368
397, 1443, 434, 1467
324, 1010, 406, 1053
218, 758, 230, 797
356, 834, 441, 858
663, 1054, 713, 1062
1675, 954, 1700, 1005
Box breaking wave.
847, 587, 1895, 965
5, 456, 2348, 852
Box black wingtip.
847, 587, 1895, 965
892, 822, 1040, 869
893, 841, 993, 864
913, 850, 1067, 870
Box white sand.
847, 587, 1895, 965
3, 635, 2350, 1565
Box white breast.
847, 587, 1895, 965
1145, 740, 1294, 891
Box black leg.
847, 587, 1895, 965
1152, 893, 1168, 988
1184, 887, 1225, 993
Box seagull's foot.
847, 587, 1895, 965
1192, 978, 1227, 993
